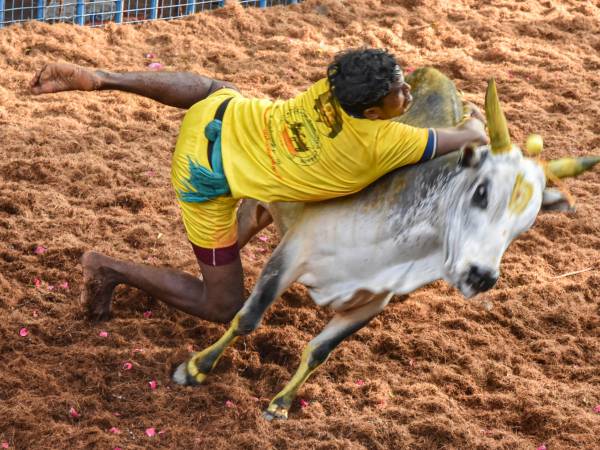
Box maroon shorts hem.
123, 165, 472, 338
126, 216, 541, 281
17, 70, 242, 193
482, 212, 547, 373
191, 241, 239, 266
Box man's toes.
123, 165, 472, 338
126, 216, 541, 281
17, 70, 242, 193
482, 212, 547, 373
87, 308, 110, 322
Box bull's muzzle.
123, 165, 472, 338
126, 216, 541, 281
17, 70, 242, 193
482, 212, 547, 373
466, 265, 499, 293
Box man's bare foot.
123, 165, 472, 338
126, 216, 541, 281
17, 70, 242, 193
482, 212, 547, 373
81, 251, 120, 321
30, 63, 101, 95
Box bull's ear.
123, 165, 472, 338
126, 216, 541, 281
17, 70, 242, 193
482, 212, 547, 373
541, 188, 574, 212
459, 143, 487, 169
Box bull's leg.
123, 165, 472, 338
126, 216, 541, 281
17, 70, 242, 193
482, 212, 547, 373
263, 292, 393, 421
172, 244, 299, 386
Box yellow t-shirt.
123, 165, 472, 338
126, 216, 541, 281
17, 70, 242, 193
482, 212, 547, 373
220, 79, 434, 202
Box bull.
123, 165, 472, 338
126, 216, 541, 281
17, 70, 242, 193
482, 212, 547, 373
172, 68, 599, 420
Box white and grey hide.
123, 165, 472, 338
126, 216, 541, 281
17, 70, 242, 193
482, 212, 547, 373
262, 144, 548, 312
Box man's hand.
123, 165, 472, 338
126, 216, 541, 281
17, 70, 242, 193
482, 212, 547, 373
30, 63, 101, 95
435, 117, 489, 157
459, 117, 489, 146
464, 101, 486, 123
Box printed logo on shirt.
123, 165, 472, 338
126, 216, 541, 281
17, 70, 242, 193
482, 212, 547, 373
272, 108, 321, 166
314, 90, 343, 138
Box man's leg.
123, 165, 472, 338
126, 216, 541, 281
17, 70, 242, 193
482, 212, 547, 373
30, 62, 237, 109
82, 200, 273, 324
236, 199, 273, 248
82, 250, 244, 324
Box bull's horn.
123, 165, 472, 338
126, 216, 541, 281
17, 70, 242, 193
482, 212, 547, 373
485, 79, 512, 154
546, 156, 600, 179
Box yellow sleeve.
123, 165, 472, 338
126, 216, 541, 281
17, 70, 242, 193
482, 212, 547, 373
375, 122, 436, 175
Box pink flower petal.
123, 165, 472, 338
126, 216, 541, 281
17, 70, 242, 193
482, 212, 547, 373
1, 442, 9, 448
19, 327, 28, 337
59, 281, 69, 290
143, 310, 153, 319
405, 66, 416, 74
99, 331, 109, 338
158, 430, 167, 435
122, 362, 133, 370
147, 62, 163, 71
132, 347, 144, 354
258, 235, 269, 242
47, 284, 54, 291
34, 245, 47, 255
148, 380, 158, 390
145, 53, 156, 59
593, 405, 600, 413
113, 448, 122, 450
356, 379, 365, 386
536, 445, 547, 450
108, 427, 120, 434
299, 399, 309, 408
34, 278, 42, 288
225, 400, 235, 408
145, 427, 156, 437
69, 407, 80, 418
113, 412, 121, 417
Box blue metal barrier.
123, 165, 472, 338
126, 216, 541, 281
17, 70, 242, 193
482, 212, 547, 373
0, 0, 300, 28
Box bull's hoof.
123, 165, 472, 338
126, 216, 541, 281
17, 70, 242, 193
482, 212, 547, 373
262, 406, 288, 421
172, 361, 207, 386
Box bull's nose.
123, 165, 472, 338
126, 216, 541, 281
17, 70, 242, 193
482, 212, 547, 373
466, 265, 498, 293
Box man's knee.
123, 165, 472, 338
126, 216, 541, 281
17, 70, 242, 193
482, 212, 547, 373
197, 251, 244, 322
208, 80, 239, 96
209, 300, 243, 323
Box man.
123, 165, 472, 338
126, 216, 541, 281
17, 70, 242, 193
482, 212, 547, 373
30, 48, 488, 324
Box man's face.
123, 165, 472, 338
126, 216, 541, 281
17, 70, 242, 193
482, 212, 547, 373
379, 74, 413, 119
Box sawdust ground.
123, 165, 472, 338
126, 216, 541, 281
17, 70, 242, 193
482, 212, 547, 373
0, 0, 599, 448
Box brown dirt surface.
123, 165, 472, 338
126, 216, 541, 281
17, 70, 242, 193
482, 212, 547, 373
1, 0, 599, 448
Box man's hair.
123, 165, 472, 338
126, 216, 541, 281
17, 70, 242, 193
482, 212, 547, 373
327, 48, 400, 118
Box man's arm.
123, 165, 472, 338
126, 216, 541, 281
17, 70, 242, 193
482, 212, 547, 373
30, 63, 237, 109
434, 117, 489, 157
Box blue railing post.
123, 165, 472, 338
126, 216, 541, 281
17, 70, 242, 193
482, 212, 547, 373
149, 0, 158, 20
37, 0, 45, 20
75, 0, 85, 24
185, 0, 194, 16
115, 0, 123, 23
0, 0, 300, 28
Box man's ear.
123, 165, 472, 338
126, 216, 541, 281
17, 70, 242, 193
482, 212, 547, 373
541, 188, 575, 212
363, 106, 383, 120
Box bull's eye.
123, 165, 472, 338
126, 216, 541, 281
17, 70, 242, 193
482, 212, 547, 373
472, 181, 488, 209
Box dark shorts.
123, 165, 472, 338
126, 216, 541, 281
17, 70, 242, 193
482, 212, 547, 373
191, 241, 239, 267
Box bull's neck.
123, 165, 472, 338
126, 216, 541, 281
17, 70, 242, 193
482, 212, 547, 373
374, 152, 460, 248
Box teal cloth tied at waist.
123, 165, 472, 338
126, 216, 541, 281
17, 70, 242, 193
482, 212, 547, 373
178, 118, 231, 203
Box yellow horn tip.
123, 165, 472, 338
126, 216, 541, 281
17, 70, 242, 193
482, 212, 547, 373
526, 134, 544, 156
